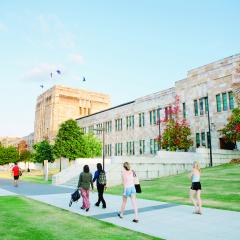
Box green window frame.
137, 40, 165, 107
196, 133, 200, 148
201, 132, 206, 146
150, 139, 154, 154
183, 102, 186, 119
216, 94, 222, 112
194, 100, 198, 116
204, 97, 209, 113
199, 98, 204, 115
228, 91, 234, 110
149, 111, 153, 125
222, 93, 227, 111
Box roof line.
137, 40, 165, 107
76, 100, 135, 120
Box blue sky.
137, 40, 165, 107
0, 0, 240, 137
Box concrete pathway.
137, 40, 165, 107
0, 178, 240, 240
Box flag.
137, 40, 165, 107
56, 70, 61, 75
83, 77, 86, 82
50, 72, 53, 78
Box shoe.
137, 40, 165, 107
117, 213, 123, 219
95, 203, 100, 207
81, 207, 85, 210
102, 206, 106, 209
86, 208, 89, 212
132, 219, 139, 223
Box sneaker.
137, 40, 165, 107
95, 203, 100, 207
132, 219, 139, 223
86, 208, 89, 212
81, 207, 85, 210
102, 206, 106, 209
117, 213, 123, 219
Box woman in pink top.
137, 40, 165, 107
118, 162, 139, 223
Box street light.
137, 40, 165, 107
93, 127, 106, 170
157, 107, 162, 150
206, 95, 213, 167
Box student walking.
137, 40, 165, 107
12, 162, 21, 187
78, 165, 93, 212
189, 161, 202, 214
93, 163, 107, 208
118, 162, 139, 223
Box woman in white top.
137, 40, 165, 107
189, 161, 202, 214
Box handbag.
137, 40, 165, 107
132, 170, 142, 193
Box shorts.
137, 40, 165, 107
14, 175, 19, 180
191, 182, 201, 191
123, 186, 136, 197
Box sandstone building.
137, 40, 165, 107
77, 54, 240, 156
34, 85, 110, 143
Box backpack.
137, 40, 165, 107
98, 171, 106, 185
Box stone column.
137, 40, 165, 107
44, 160, 48, 181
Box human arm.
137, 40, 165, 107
92, 171, 99, 183
77, 173, 82, 188
90, 173, 94, 190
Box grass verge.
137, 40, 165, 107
108, 163, 240, 212
0, 196, 161, 240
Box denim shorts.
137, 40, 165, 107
123, 186, 136, 197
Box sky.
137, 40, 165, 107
0, 0, 240, 137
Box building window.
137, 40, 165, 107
139, 113, 145, 127
182, 102, 186, 119
199, 98, 204, 115
201, 132, 206, 147
126, 141, 135, 155
96, 123, 103, 134
126, 115, 134, 130
165, 107, 169, 120
149, 110, 157, 125
216, 94, 221, 112
196, 133, 200, 148
150, 139, 159, 154
139, 140, 145, 155
207, 132, 210, 149
88, 125, 94, 133
222, 93, 227, 111
194, 100, 198, 116
204, 97, 209, 113
115, 143, 122, 156
115, 118, 122, 131
228, 91, 234, 110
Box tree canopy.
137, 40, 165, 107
219, 108, 240, 143
0, 144, 19, 165
53, 119, 102, 160
33, 140, 54, 164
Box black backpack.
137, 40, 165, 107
69, 189, 81, 207
98, 171, 107, 185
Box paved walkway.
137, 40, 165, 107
0, 178, 240, 240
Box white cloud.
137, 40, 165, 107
22, 63, 64, 82
68, 53, 84, 65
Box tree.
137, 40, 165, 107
157, 96, 193, 151
53, 119, 85, 161
0, 145, 19, 165
33, 140, 54, 164
19, 149, 33, 171
219, 108, 240, 143
81, 133, 102, 157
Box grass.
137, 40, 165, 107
0, 196, 161, 240
0, 169, 59, 184
108, 163, 240, 212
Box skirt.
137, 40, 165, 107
123, 186, 136, 197
191, 182, 202, 191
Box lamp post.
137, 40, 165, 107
157, 107, 162, 150
93, 127, 106, 170
206, 95, 213, 167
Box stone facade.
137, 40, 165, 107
34, 85, 110, 143
0, 137, 21, 147
77, 54, 240, 156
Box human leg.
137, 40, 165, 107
196, 190, 202, 214
130, 194, 138, 221
189, 189, 197, 212
119, 196, 127, 217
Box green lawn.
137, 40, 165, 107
0, 169, 58, 184
0, 196, 160, 240
108, 163, 240, 212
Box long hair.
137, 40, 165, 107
97, 163, 103, 172
123, 162, 130, 171
193, 161, 201, 172
83, 165, 89, 173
